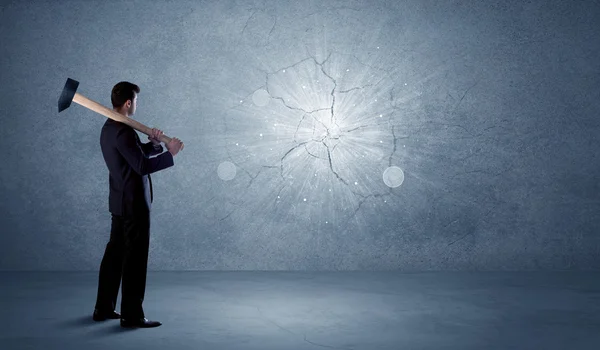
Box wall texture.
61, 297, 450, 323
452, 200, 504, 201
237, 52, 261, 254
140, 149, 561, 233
1, 0, 599, 270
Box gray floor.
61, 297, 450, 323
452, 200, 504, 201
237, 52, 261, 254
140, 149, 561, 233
1, 271, 599, 350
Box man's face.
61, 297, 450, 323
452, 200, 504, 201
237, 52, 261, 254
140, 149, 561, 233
128, 93, 137, 116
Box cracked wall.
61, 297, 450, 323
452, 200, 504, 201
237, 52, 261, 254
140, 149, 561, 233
1, 0, 599, 270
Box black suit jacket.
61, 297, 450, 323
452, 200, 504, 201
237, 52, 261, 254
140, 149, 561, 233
100, 118, 174, 217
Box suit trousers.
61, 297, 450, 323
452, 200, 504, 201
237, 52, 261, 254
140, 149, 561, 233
95, 210, 151, 319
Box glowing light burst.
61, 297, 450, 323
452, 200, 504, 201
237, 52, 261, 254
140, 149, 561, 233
224, 51, 402, 226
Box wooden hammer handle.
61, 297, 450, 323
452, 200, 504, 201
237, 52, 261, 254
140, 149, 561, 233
72, 92, 174, 144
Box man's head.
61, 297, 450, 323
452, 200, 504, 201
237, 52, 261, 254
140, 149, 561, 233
111, 81, 140, 117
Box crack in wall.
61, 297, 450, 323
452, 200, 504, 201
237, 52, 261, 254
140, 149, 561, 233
223, 48, 408, 222
253, 50, 402, 219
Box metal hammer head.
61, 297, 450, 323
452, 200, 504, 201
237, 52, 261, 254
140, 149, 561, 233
58, 78, 79, 113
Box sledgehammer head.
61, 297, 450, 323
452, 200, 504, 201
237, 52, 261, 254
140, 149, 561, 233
58, 78, 79, 113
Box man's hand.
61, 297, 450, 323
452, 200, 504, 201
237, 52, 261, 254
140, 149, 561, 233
148, 128, 164, 145
166, 137, 184, 156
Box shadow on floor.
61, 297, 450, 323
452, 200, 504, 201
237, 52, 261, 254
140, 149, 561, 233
56, 316, 138, 336
87, 324, 138, 336
56, 315, 97, 328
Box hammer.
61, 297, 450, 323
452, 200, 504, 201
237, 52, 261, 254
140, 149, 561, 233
58, 77, 177, 146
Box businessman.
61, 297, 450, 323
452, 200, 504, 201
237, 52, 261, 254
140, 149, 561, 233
92, 81, 184, 328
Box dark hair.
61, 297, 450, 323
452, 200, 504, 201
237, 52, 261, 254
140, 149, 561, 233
111, 81, 140, 108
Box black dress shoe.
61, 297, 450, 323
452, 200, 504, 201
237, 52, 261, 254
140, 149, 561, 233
120, 317, 162, 328
92, 309, 121, 321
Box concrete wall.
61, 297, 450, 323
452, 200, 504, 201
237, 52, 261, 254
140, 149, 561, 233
1, 0, 599, 270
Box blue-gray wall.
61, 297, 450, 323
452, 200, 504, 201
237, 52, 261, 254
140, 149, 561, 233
1, 0, 599, 271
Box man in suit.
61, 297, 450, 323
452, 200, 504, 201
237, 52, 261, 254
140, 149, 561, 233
92, 81, 184, 328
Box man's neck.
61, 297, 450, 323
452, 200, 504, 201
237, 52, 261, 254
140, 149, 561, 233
113, 109, 129, 118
